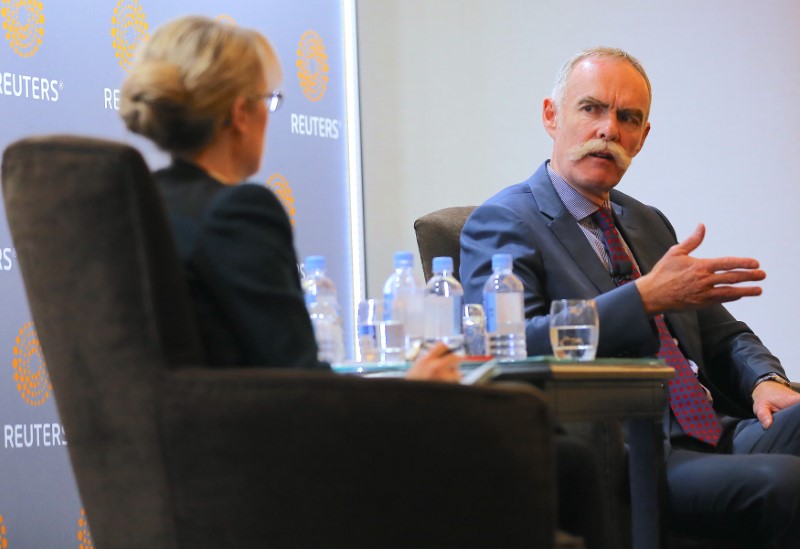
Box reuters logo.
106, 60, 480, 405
0, 515, 8, 549
296, 30, 328, 102
266, 174, 296, 226
110, 0, 149, 71
215, 14, 235, 26
77, 509, 94, 549
12, 322, 51, 406
1, 0, 45, 58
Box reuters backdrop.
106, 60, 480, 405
0, 1, 362, 546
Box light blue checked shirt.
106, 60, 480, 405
546, 162, 640, 275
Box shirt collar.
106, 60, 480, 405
546, 161, 611, 221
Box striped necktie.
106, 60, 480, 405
591, 207, 722, 446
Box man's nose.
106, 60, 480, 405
597, 115, 619, 141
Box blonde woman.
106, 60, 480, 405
120, 16, 458, 379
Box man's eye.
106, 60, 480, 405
581, 105, 596, 113
619, 113, 642, 125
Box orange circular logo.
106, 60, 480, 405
266, 174, 296, 226
12, 322, 51, 406
296, 30, 328, 102
1, 0, 45, 58
77, 509, 94, 549
110, 0, 149, 71
0, 515, 8, 549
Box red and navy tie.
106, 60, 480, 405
591, 207, 722, 446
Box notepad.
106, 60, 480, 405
461, 359, 498, 386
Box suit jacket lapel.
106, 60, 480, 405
610, 201, 650, 273
611, 198, 668, 276
528, 167, 617, 295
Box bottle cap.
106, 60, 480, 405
432, 256, 454, 274
492, 253, 512, 271
305, 255, 326, 271
393, 251, 414, 268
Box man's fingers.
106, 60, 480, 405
710, 270, 766, 285
705, 286, 763, 304
755, 405, 773, 429
708, 271, 764, 287
704, 257, 762, 272
674, 223, 705, 254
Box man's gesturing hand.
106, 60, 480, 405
636, 224, 766, 315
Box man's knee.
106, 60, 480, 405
668, 450, 800, 546
742, 455, 800, 544
748, 455, 800, 514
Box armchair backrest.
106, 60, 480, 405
2, 135, 203, 547
414, 206, 476, 281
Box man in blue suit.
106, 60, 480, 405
461, 47, 800, 546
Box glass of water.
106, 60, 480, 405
356, 299, 383, 362
463, 303, 487, 357
549, 299, 599, 361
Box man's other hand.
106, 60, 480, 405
753, 381, 800, 429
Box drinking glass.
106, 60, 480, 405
549, 299, 599, 361
463, 303, 487, 356
378, 319, 406, 363
356, 298, 383, 362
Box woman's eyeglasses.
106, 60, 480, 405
253, 91, 283, 113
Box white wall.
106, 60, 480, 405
357, 0, 800, 378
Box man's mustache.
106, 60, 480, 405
568, 139, 632, 171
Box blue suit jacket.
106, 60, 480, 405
461, 161, 783, 416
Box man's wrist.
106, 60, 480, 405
752, 372, 791, 392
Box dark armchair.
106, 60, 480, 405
2, 136, 565, 548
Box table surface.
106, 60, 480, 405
332, 356, 675, 381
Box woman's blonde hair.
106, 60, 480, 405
120, 16, 282, 154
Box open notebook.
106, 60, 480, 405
460, 359, 498, 386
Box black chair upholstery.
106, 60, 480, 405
3, 136, 565, 548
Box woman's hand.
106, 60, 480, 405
405, 342, 461, 382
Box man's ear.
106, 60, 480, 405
542, 97, 557, 138
632, 121, 651, 157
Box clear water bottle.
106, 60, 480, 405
483, 253, 527, 359
382, 251, 425, 357
302, 255, 344, 363
423, 256, 464, 351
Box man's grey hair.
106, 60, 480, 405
551, 47, 652, 109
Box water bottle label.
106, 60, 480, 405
485, 293, 498, 333
403, 293, 424, 339
485, 292, 523, 333
424, 295, 462, 339
383, 294, 394, 321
